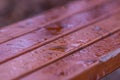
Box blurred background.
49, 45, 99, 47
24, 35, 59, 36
0, 0, 74, 27
101, 68, 120, 80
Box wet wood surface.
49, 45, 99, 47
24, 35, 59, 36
0, 0, 120, 80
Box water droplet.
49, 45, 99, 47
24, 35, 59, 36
45, 23, 63, 35
49, 45, 66, 52
76, 61, 87, 67
47, 57, 52, 60
94, 26, 101, 31
59, 72, 65, 76
71, 43, 81, 47
95, 53, 101, 57
79, 39, 89, 43
79, 49, 87, 53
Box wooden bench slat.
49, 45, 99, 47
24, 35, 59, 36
0, 10, 120, 80
1, 0, 120, 80
0, 0, 110, 44
0, 0, 120, 64
20, 30, 120, 80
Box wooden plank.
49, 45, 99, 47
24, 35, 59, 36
0, 9, 120, 80
0, 0, 120, 80
0, 0, 120, 64
0, 0, 112, 44
20, 32, 120, 80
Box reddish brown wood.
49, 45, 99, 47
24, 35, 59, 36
0, 0, 119, 64
0, 0, 109, 44
0, 0, 120, 80
20, 32, 120, 80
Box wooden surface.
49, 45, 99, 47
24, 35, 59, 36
0, 0, 120, 80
